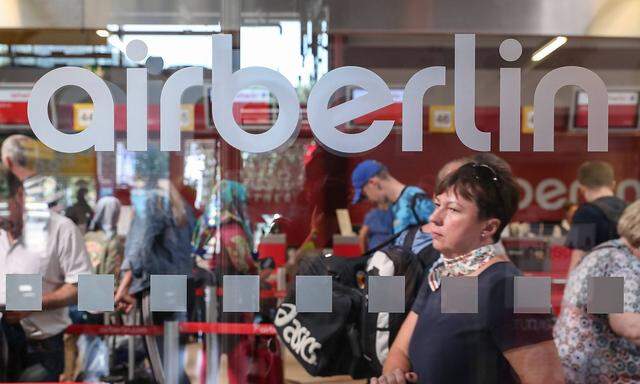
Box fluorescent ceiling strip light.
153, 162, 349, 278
121, 24, 221, 33
532, 36, 568, 62
107, 35, 126, 53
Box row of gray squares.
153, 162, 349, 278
3, 274, 625, 314
441, 276, 623, 314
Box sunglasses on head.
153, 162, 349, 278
457, 162, 504, 205
467, 162, 500, 184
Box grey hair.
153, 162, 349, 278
618, 200, 640, 248
1, 134, 36, 169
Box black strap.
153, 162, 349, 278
362, 230, 404, 256
403, 226, 419, 250
362, 224, 421, 257
591, 242, 623, 252
589, 199, 625, 225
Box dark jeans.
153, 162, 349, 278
0, 318, 64, 382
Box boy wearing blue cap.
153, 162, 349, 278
351, 160, 435, 235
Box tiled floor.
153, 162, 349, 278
283, 350, 366, 384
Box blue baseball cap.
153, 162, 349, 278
351, 160, 384, 204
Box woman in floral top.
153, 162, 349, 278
554, 200, 640, 383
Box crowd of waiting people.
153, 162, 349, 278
0, 132, 639, 383
0, 135, 269, 383
356, 156, 637, 384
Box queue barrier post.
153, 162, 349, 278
163, 321, 180, 384
129, 310, 139, 381
205, 286, 219, 384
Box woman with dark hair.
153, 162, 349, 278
371, 162, 564, 384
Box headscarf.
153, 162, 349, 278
88, 196, 121, 239
195, 180, 253, 251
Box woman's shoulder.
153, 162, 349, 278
480, 260, 521, 278
477, 261, 521, 291
578, 239, 636, 274
587, 239, 627, 256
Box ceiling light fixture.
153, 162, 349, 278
531, 36, 568, 62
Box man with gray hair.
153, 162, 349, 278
1, 134, 63, 209
1, 134, 37, 181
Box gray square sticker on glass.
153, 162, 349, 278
296, 276, 332, 313
368, 276, 404, 313
6, 274, 42, 311
514, 276, 551, 314
441, 276, 478, 314
588, 276, 624, 314
223, 275, 260, 313
78, 274, 114, 312
150, 275, 187, 312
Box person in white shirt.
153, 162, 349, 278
0, 136, 92, 382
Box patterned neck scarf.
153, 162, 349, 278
427, 243, 501, 291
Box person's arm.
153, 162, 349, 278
2, 283, 79, 323
293, 206, 325, 260
56, 216, 92, 304
565, 206, 598, 272
115, 269, 136, 313
358, 224, 369, 253
370, 312, 419, 383
568, 249, 586, 271
503, 340, 565, 384
124, 195, 167, 275
609, 313, 640, 345
42, 283, 78, 310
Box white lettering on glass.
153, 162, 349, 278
27, 34, 610, 154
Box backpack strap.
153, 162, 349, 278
362, 230, 404, 256
589, 199, 626, 225
363, 220, 424, 258
403, 226, 419, 250
591, 241, 624, 253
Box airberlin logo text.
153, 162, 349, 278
27, 34, 609, 154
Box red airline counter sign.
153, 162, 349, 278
352, 88, 405, 125
0, 88, 30, 125
332, 234, 362, 257
208, 87, 272, 127
258, 234, 287, 267
573, 90, 639, 130
233, 88, 272, 125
